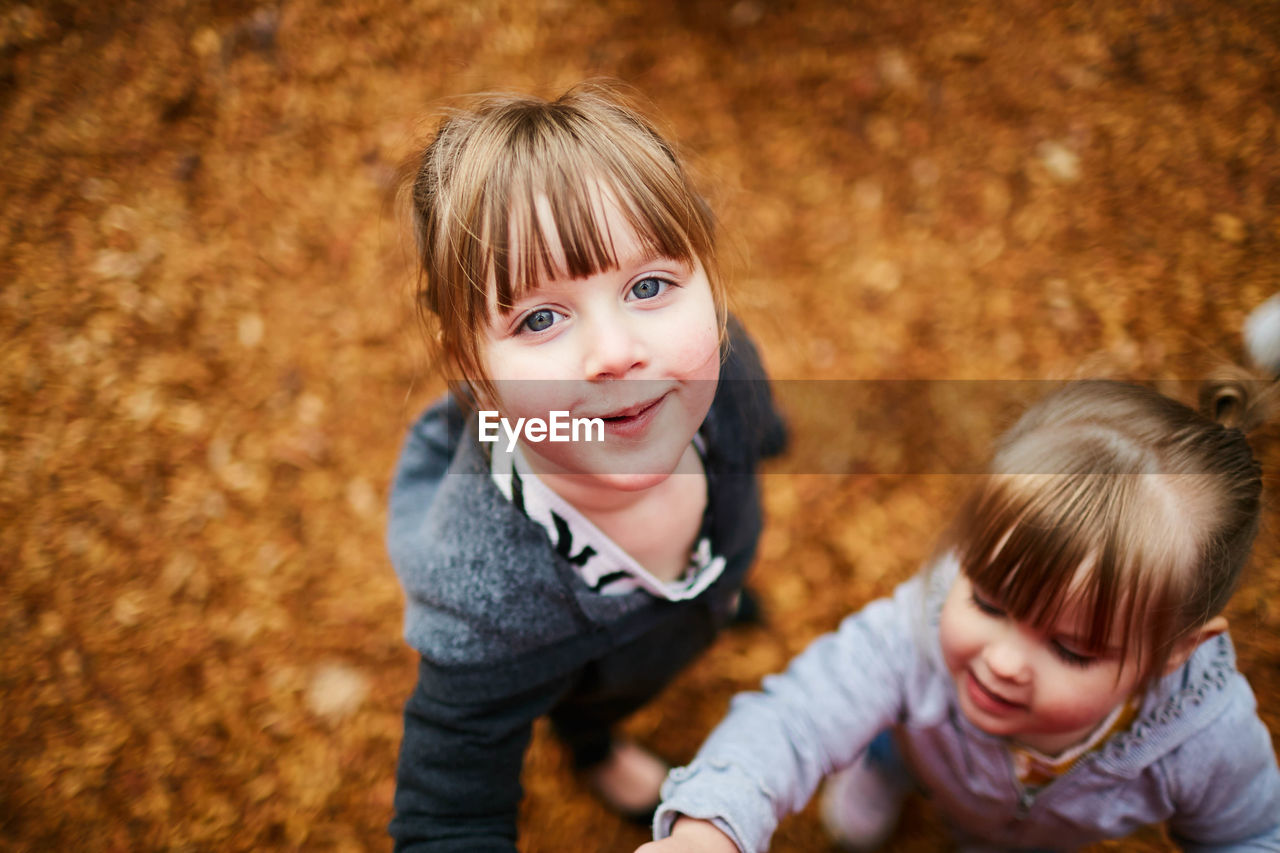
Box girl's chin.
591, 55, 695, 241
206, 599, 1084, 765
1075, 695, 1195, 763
542, 463, 679, 494
525, 441, 693, 487
592, 470, 677, 492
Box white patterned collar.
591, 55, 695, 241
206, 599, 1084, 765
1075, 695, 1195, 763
488, 440, 725, 600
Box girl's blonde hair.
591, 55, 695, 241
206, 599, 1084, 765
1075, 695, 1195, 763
945, 378, 1272, 684
403, 81, 724, 404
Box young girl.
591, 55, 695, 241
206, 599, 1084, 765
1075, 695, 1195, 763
386, 83, 785, 850
640, 378, 1280, 852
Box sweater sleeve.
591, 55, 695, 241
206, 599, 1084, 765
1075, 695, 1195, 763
1165, 680, 1280, 852
387, 395, 573, 851
386, 393, 465, 547
653, 573, 927, 852
390, 657, 571, 852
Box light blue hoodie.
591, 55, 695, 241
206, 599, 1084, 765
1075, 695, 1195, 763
655, 555, 1280, 851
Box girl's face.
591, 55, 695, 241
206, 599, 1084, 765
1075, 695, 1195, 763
479, 192, 721, 493
939, 572, 1145, 755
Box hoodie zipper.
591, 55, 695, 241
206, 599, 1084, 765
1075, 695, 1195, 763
1013, 781, 1036, 818
1006, 757, 1037, 819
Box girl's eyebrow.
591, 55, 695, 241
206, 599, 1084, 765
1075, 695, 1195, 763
613, 248, 685, 273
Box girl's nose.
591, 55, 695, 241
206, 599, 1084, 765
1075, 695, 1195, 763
582, 312, 647, 380
983, 634, 1031, 684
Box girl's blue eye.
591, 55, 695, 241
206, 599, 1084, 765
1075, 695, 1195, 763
521, 309, 558, 333
630, 277, 668, 300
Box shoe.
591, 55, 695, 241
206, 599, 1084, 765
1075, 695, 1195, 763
584, 739, 668, 827
729, 587, 765, 627
615, 801, 658, 828
820, 752, 906, 851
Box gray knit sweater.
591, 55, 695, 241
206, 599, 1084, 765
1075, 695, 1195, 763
387, 320, 785, 851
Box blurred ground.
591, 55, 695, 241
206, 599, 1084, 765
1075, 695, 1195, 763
3, 0, 1279, 850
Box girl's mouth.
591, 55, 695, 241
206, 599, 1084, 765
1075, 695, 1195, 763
596, 393, 668, 438
964, 670, 1026, 715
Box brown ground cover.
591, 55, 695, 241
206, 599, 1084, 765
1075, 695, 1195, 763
3, 1, 1279, 850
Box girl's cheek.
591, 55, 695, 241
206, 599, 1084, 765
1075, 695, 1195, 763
938, 583, 984, 671
690, 341, 721, 382
680, 322, 722, 379
937, 598, 962, 669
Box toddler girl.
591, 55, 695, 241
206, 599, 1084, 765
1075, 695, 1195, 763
641, 378, 1279, 851
387, 83, 784, 851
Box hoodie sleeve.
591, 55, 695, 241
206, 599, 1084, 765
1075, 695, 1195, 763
653, 572, 929, 852
1165, 675, 1280, 852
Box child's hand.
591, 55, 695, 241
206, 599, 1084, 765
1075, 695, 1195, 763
634, 817, 739, 853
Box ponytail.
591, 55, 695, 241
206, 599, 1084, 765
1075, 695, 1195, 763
1199, 295, 1280, 432
1198, 367, 1279, 433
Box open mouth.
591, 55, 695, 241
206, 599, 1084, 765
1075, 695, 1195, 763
593, 392, 670, 436
965, 670, 1026, 713
601, 396, 663, 422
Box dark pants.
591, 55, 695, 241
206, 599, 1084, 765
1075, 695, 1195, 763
549, 599, 720, 768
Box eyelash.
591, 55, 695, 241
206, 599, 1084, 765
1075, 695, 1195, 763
517, 307, 565, 335
969, 591, 1098, 668
629, 275, 674, 300
970, 591, 1003, 617
1051, 643, 1096, 668
511, 275, 677, 335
